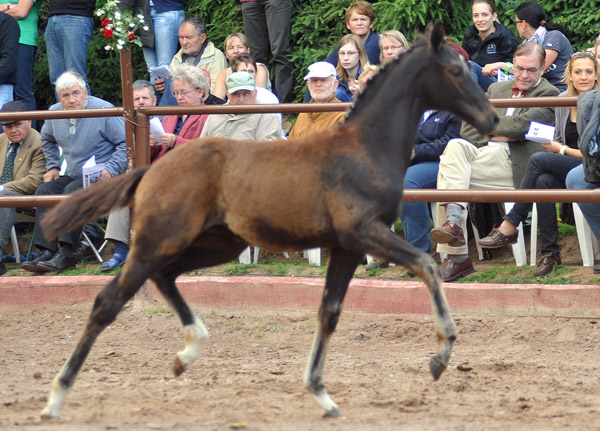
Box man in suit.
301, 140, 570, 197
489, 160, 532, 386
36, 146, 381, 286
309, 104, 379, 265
0, 101, 45, 275
430, 42, 560, 282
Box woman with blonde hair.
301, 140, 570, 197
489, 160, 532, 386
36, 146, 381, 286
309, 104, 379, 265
213, 32, 270, 100
335, 34, 369, 102
378, 30, 409, 64
479, 52, 599, 276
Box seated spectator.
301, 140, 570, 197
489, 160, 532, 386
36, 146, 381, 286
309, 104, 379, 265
231, 53, 279, 104
479, 51, 599, 276
566, 88, 600, 273
0, 101, 45, 275
213, 33, 271, 100
430, 42, 560, 282
379, 30, 410, 65
151, 63, 210, 161
155, 16, 227, 105
200, 72, 282, 141
324, 1, 380, 66
483, 1, 573, 92
462, 0, 520, 91
289, 62, 346, 140
101, 80, 159, 271
22, 70, 127, 273
335, 34, 370, 102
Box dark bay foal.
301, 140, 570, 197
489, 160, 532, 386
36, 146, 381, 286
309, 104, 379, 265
40, 23, 498, 420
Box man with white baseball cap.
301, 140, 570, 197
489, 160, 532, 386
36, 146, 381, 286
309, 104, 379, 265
289, 61, 346, 139
200, 72, 282, 141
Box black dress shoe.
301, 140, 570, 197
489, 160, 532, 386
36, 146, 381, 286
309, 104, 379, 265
36, 251, 76, 273
74, 241, 96, 261
440, 257, 475, 282
22, 249, 56, 273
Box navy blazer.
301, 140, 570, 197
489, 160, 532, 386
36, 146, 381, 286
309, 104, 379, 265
411, 111, 462, 165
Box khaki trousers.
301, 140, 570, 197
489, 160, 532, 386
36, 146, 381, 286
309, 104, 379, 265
435, 138, 514, 255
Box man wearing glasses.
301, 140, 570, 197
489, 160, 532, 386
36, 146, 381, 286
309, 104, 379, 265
22, 70, 126, 273
430, 42, 560, 282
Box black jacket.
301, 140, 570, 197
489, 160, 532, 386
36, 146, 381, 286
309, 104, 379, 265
411, 111, 462, 165
0, 14, 19, 86
462, 22, 520, 67
577, 90, 600, 183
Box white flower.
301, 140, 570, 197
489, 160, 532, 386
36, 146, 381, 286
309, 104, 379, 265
105, 45, 113, 51
116, 27, 122, 32
114, 11, 121, 20
143, 25, 149, 31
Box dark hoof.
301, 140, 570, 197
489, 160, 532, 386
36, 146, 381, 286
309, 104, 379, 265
173, 357, 185, 377
429, 356, 447, 380
323, 407, 343, 419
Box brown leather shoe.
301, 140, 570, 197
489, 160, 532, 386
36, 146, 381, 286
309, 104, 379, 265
534, 253, 561, 277
440, 257, 475, 282
478, 228, 518, 249
431, 221, 466, 247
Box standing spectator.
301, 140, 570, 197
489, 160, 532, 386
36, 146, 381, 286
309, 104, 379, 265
44, 0, 95, 92
21, 71, 127, 273
0, 13, 19, 116
241, 0, 294, 103
0, 101, 45, 275
430, 42, 559, 282
1, 0, 40, 116
289, 62, 345, 140
155, 17, 227, 105
200, 72, 282, 141
137, 0, 183, 84
462, 0, 520, 91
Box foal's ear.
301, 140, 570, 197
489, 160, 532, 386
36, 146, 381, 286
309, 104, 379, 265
427, 22, 446, 53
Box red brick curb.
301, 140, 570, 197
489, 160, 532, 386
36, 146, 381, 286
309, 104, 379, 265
1, 275, 599, 316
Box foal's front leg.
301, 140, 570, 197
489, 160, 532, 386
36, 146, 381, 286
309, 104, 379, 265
364, 223, 457, 379
304, 248, 362, 418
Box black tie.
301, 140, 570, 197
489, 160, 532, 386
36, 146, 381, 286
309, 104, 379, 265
0, 142, 18, 184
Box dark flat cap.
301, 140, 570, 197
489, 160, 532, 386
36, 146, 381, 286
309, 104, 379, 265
0, 101, 28, 125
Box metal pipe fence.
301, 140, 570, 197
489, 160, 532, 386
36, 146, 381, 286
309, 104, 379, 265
1, 95, 597, 208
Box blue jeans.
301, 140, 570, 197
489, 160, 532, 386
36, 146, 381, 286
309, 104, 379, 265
158, 76, 177, 106
470, 61, 498, 92
566, 165, 600, 242
0, 84, 13, 133
399, 161, 439, 253
45, 14, 93, 89
142, 8, 184, 83
16, 44, 37, 112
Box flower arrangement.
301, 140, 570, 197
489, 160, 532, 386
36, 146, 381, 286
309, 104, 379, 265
95, 0, 148, 51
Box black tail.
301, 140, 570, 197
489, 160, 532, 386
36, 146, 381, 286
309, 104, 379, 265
41, 166, 149, 240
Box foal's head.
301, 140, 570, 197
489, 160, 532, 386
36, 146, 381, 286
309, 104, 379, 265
419, 22, 499, 134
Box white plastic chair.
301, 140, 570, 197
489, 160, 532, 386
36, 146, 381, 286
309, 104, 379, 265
573, 203, 600, 267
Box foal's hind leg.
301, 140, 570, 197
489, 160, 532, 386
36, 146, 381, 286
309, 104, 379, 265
41, 265, 151, 420
304, 247, 363, 418
151, 240, 248, 377
362, 223, 457, 379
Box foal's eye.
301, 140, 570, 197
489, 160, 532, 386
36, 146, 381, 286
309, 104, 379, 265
449, 67, 463, 78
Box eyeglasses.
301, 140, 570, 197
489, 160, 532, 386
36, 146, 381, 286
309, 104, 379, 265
339, 50, 358, 57
171, 88, 198, 97
571, 51, 596, 60
382, 45, 403, 51
69, 118, 76, 135
514, 19, 525, 25
513, 65, 540, 75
